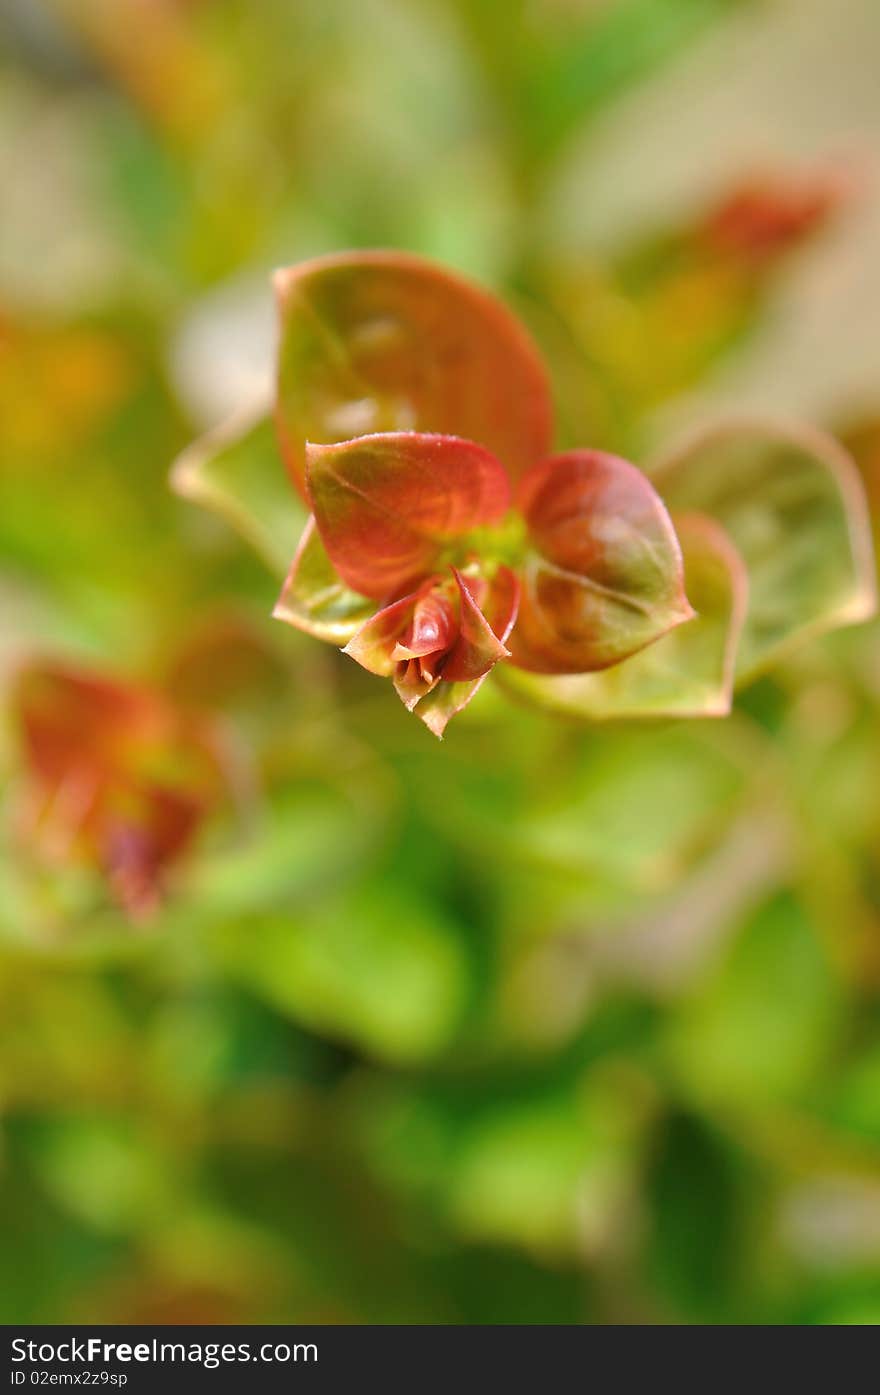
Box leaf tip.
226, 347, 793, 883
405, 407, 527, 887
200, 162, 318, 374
168, 440, 200, 502
271, 265, 297, 309
675, 594, 699, 628
417, 706, 448, 739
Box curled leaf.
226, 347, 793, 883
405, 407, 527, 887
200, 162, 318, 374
274, 250, 553, 494
170, 406, 306, 577
651, 419, 877, 681
499, 513, 747, 720
414, 565, 520, 739
343, 579, 457, 685
509, 450, 693, 674
443, 568, 513, 682
344, 566, 517, 731
273, 517, 375, 643
305, 432, 510, 600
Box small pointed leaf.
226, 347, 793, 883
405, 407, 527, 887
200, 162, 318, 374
415, 565, 520, 739
442, 569, 512, 682
343, 585, 449, 678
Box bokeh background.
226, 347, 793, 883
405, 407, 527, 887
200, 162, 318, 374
2, 0, 880, 1325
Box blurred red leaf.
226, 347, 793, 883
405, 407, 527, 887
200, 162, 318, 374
13, 662, 228, 920
699, 169, 850, 266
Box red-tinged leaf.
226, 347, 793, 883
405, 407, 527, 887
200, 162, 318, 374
393, 587, 458, 664
510, 450, 693, 674
342, 565, 519, 735
499, 514, 747, 720
394, 656, 441, 712
344, 594, 419, 678
343, 581, 455, 679
442, 568, 515, 681
413, 566, 520, 739
273, 517, 376, 644
472, 564, 521, 647
650, 418, 877, 681
102, 786, 207, 921
274, 250, 553, 496
305, 432, 511, 599
17, 664, 156, 783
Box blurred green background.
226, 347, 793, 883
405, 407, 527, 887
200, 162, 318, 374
2, 0, 880, 1325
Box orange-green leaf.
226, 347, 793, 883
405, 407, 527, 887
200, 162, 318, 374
273, 517, 375, 643
499, 514, 746, 720
273, 250, 553, 494
509, 450, 694, 674
651, 419, 877, 682
306, 432, 511, 600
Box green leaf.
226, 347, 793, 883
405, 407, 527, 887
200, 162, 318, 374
273, 517, 375, 643
232, 886, 470, 1065
498, 512, 747, 719
651, 419, 877, 682
351, 1069, 652, 1259
667, 893, 841, 1106
170, 407, 306, 577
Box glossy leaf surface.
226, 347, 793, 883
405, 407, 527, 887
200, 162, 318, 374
274, 250, 553, 494
500, 514, 746, 719
509, 450, 693, 674
306, 432, 510, 600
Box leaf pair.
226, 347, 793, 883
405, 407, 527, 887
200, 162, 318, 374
271, 431, 521, 735
503, 419, 877, 719
275, 425, 694, 731
266, 252, 700, 732
172, 251, 876, 731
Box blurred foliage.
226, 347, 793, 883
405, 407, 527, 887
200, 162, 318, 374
2, 0, 880, 1326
